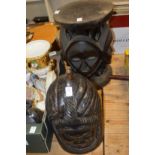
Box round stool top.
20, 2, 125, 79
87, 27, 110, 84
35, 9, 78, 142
54, 0, 113, 25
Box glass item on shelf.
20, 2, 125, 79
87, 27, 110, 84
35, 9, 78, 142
30, 73, 46, 93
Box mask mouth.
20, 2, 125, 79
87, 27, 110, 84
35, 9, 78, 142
60, 126, 96, 148
52, 114, 102, 152
53, 123, 102, 153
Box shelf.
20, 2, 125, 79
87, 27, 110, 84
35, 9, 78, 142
26, 0, 41, 2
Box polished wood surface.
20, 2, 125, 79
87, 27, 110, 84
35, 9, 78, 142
104, 54, 128, 155
27, 54, 129, 155
27, 23, 58, 44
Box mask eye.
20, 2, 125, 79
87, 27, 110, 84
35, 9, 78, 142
71, 57, 81, 68
87, 56, 97, 61
72, 57, 81, 62
86, 56, 97, 66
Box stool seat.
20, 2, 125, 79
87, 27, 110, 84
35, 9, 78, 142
54, 0, 113, 25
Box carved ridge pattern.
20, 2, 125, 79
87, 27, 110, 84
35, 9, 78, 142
46, 73, 102, 153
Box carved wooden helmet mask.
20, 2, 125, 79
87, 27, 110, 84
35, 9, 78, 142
46, 72, 102, 153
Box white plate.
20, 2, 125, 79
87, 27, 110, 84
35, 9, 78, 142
26, 40, 50, 58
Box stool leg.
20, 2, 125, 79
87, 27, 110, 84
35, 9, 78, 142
44, 0, 54, 22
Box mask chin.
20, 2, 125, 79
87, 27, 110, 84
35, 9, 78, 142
53, 123, 102, 154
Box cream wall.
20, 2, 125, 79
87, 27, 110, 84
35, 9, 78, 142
26, 0, 80, 20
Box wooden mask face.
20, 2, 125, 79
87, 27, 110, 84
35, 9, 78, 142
60, 23, 113, 78
65, 36, 102, 77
